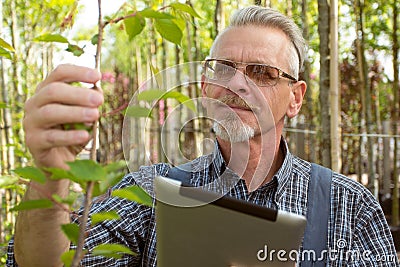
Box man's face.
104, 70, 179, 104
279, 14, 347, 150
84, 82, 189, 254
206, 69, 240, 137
202, 25, 303, 143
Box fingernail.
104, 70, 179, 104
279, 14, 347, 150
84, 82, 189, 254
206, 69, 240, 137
87, 69, 100, 80
89, 93, 103, 105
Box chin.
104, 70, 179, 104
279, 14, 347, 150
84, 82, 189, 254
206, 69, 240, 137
213, 121, 255, 143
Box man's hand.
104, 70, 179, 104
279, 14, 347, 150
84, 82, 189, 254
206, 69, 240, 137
23, 64, 104, 170
14, 65, 104, 267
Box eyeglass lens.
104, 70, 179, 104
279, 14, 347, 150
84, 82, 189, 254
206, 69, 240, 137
206, 59, 280, 86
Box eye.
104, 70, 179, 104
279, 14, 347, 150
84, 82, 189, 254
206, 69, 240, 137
215, 60, 235, 78
249, 65, 277, 80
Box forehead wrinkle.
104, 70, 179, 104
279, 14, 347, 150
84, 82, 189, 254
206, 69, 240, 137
216, 47, 281, 68
212, 25, 290, 72
212, 27, 291, 70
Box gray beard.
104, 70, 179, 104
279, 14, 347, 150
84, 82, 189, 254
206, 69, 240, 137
212, 113, 255, 143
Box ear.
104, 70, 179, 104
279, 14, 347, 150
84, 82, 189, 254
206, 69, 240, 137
286, 81, 307, 118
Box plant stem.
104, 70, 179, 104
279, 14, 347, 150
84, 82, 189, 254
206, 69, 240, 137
102, 102, 129, 117
103, 11, 137, 27
70, 181, 95, 267
70, 1, 104, 266
90, 0, 103, 161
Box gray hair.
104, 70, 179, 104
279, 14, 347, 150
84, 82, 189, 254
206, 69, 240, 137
210, 6, 306, 79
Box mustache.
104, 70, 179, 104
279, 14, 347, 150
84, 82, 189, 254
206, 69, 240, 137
217, 95, 258, 110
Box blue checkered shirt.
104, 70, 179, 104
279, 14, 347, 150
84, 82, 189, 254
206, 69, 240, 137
7, 139, 399, 266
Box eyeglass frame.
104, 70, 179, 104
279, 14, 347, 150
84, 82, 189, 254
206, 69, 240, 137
203, 58, 298, 87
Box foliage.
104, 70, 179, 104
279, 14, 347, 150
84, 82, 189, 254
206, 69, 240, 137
0, 0, 201, 265
9, 160, 149, 266
0, 0, 399, 264
0, 38, 15, 60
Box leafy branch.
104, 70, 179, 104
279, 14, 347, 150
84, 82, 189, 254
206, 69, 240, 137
2, 1, 201, 266
70, 0, 103, 264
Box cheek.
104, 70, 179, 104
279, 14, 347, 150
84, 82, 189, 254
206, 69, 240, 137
202, 84, 225, 114
256, 91, 275, 113
259, 89, 291, 119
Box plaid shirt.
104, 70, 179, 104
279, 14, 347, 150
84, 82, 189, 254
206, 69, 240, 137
7, 139, 399, 266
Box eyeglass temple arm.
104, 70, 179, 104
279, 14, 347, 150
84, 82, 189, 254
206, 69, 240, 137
280, 72, 297, 82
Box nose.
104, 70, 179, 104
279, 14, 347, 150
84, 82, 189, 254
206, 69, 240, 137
226, 67, 252, 95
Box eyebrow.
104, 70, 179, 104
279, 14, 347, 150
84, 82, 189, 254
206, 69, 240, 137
214, 57, 284, 67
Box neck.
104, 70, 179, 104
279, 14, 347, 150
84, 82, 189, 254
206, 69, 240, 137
217, 128, 284, 191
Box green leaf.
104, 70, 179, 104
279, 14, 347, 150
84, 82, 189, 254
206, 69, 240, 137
0, 47, 12, 60
103, 160, 126, 173
137, 89, 195, 112
61, 250, 87, 267
0, 175, 19, 187
61, 250, 75, 267
98, 176, 125, 196
137, 89, 165, 102
149, 62, 160, 76
92, 243, 135, 259
173, 17, 186, 32
0, 37, 15, 52
170, 2, 201, 18
97, 161, 127, 195
90, 182, 102, 197
0, 102, 8, 108
125, 105, 153, 118
61, 223, 79, 245
163, 91, 196, 112
91, 173, 122, 197
13, 166, 46, 184
62, 122, 92, 132
66, 44, 85, 57
11, 199, 53, 211
91, 211, 120, 225
149, 63, 163, 88
67, 160, 107, 182
44, 167, 76, 181
112, 185, 153, 206
139, 8, 174, 19
124, 14, 145, 40
52, 193, 76, 206
34, 33, 69, 43
154, 19, 182, 45
91, 34, 99, 45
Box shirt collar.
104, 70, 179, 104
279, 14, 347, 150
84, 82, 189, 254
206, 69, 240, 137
211, 140, 226, 177
211, 137, 294, 192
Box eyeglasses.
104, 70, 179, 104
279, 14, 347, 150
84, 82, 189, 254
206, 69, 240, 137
203, 58, 297, 87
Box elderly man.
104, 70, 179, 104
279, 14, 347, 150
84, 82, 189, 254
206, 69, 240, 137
7, 5, 398, 267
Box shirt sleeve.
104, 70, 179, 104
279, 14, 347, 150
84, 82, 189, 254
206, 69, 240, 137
77, 189, 155, 265
6, 163, 169, 267
349, 192, 399, 266
328, 174, 399, 267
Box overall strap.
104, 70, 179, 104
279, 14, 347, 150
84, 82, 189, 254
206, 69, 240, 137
166, 162, 192, 185
301, 163, 332, 267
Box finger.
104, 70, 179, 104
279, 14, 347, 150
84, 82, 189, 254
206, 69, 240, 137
26, 129, 91, 151
28, 104, 100, 129
29, 82, 104, 109
37, 64, 101, 92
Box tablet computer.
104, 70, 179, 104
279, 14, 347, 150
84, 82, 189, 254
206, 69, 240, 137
154, 175, 307, 267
